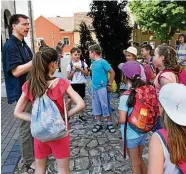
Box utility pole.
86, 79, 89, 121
28, 0, 35, 54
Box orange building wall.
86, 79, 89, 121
60, 32, 73, 53
35, 16, 74, 54
35, 16, 61, 48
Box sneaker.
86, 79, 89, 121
79, 115, 87, 122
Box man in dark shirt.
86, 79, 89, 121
2, 14, 35, 171
56, 40, 65, 72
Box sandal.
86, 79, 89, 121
79, 115, 87, 122
107, 124, 116, 133
92, 124, 103, 133
22, 164, 35, 174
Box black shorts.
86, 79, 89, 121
71, 83, 86, 99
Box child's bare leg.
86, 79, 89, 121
128, 147, 142, 174
35, 158, 47, 174
56, 157, 70, 174
139, 145, 147, 174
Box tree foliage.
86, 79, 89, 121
129, 0, 186, 41
78, 21, 96, 66
88, 0, 132, 83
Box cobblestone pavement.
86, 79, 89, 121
14, 78, 150, 174
1, 98, 21, 174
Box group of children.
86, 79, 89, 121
118, 43, 186, 174
14, 41, 186, 174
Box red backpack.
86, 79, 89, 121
123, 85, 159, 158
158, 68, 186, 86
123, 85, 159, 133
157, 129, 186, 174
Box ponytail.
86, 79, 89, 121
28, 47, 58, 99
127, 75, 146, 108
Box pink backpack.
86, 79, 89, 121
157, 129, 186, 174
158, 68, 186, 86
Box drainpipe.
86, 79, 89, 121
28, 0, 35, 54
14, 0, 16, 13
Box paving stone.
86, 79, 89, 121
11, 145, 20, 152
89, 149, 100, 156
8, 151, 20, 159
4, 145, 14, 152
86, 140, 98, 148
92, 167, 102, 174
71, 170, 89, 174
1, 165, 16, 173
4, 158, 19, 165
91, 156, 102, 167
2, 151, 10, 160
75, 157, 89, 170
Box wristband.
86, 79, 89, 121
107, 84, 111, 86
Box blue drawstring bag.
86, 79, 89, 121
31, 79, 68, 142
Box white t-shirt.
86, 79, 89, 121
66, 60, 88, 84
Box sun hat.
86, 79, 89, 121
123, 46, 137, 57
118, 61, 141, 80
159, 83, 186, 126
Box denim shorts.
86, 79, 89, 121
92, 87, 111, 117
126, 134, 147, 149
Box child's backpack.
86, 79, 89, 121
108, 72, 117, 92
157, 129, 186, 174
31, 78, 68, 142
100, 59, 117, 92
124, 85, 159, 133
123, 85, 159, 158
158, 69, 186, 86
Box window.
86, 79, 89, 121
143, 41, 148, 45
63, 38, 70, 45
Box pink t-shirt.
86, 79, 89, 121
154, 71, 177, 96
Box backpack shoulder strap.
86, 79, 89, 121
123, 90, 131, 95
70, 61, 73, 70
81, 60, 85, 70
149, 57, 156, 73
46, 78, 59, 93
156, 129, 168, 146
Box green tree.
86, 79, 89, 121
88, 0, 132, 83
129, 0, 186, 42
78, 21, 96, 66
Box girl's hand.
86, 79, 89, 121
107, 85, 112, 92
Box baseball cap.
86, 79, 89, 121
159, 83, 186, 126
123, 46, 137, 57
118, 61, 141, 80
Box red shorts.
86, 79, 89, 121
34, 135, 70, 159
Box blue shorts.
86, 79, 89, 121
92, 87, 111, 117
125, 134, 147, 149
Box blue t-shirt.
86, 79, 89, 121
2, 35, 33, 104
118, 95, 144, 140
91, 58, 111, 89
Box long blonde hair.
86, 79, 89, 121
162, 109, 186, 165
